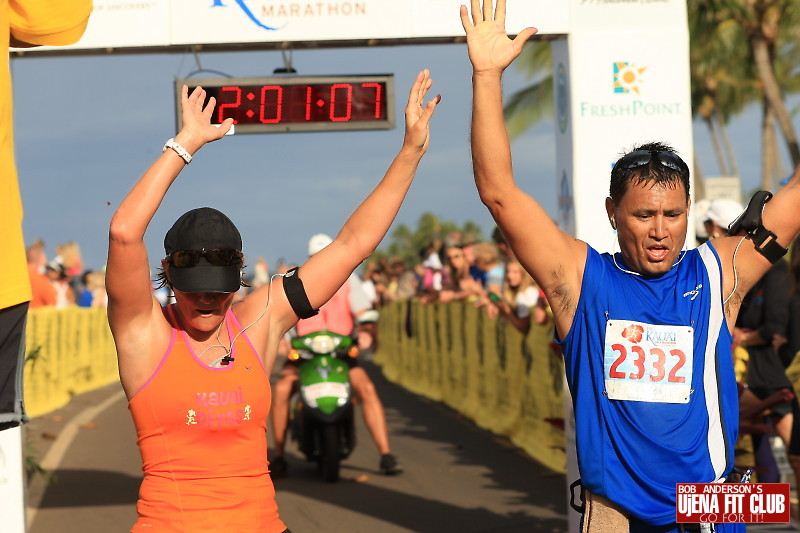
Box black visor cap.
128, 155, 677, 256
164, 207, 243, 294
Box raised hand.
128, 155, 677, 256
460, 0, 537, 74
403, 69, 441, 153
179, 85, 234, 147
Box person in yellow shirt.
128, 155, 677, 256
0, 0, 92, 430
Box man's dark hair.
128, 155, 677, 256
609, 141, 690, 206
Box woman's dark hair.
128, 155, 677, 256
609, 141, 690, 206
153, 267, 171, 291
443, 245, 468, 290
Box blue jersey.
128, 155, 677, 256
560, 242, 739, 525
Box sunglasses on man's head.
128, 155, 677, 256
615, 149, 688, 175
168, 249, 243, 268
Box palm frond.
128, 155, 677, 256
503, 80, 554, 140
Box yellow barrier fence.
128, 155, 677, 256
374, 300, 566, 472
23, 307, 118, 419
20, 301, 567, 471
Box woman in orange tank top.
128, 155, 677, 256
106, 72, 440, 532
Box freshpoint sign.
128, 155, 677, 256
580, 62, 684, 119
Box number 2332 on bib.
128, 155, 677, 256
603, 320, 694, 404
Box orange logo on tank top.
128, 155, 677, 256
185, 386, 252, 426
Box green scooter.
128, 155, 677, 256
288, 330, 356, 482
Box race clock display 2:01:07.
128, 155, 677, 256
174, 75, 395, 134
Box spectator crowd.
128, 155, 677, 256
356, 226, 551, 335
25, 239, 107, 310
698, 199, 800, 489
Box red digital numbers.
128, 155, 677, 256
330, 84, 352, 122
208, 81, 387, 126
260, 86, 283, 123
303, 86, 312, 121
178, 75, 394, 134
217, 86, 242, 124
361, 82, 382, 118
609, 343, 686, 383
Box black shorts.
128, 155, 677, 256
0, 302, 29, 429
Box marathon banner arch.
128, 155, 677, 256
14, 0, 567, 53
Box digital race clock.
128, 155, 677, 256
175, 75, 395, 134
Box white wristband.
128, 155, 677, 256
163, 138, 192, 164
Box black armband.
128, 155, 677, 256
727, 190, 788, 265
283, 267, 319, 319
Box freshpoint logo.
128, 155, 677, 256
579, 61, 683, 119
613, 62, 646, 94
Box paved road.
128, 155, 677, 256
24, 363, 569, 533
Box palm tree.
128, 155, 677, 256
503, 42, 553, 141
707, 0, 800, 167
504, 11, 755, 178
689, 1, 758, 179
506, 2, 800, 194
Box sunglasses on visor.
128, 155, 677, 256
168, 249, 243, 268
614, 150, 688, 175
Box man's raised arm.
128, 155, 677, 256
714, 164, 800, 315
462, 0, 586, 338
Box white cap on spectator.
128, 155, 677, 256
694, 199, 711, 239
308, 233, 333, 256
706, 198, 744, 232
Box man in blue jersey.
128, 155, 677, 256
461, 1, 800, 531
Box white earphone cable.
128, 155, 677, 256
723, 236, 748, 305
198, 272, 286, 365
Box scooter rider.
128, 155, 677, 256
270, 234, 403, 477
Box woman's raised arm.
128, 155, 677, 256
266, 70, 441, 333
106, 87, 233, 379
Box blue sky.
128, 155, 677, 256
9, 43, 792, 275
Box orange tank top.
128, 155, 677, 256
128, 305, 286, 533
295, 279, 353, 336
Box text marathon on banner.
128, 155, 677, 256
675, 483, 790, 523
